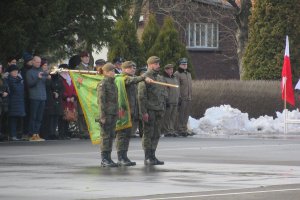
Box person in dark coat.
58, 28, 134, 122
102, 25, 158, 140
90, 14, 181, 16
20, 52, 33, 140
40, 60, 64, 140
7, 65, 25, 140
0, 63, 9, 140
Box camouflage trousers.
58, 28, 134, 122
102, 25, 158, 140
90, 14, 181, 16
99, 115, 117, 152
177, 100, 191, 132
116, 128, 131, 151
142, 110, 164, 150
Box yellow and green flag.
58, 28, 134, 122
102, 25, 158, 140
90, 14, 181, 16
69, 72, 131, 145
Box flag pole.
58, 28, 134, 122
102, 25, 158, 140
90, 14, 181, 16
284, 81, 287, 134
50, 67, 179, 88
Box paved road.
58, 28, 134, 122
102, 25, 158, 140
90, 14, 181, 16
0, 135, 300, 200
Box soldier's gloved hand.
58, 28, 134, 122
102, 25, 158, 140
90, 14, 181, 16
142, 113, 149, 122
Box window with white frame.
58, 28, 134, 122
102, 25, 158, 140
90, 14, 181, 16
187, 23, 219, 49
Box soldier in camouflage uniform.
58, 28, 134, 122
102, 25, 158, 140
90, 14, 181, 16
138, 56, 167, 165
116, 61, 153, 166
97, 63, 118, 167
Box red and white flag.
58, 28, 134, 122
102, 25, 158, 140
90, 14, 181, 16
281, 35, 295, 106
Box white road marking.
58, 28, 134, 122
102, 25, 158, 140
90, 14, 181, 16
139, 187, 300, 200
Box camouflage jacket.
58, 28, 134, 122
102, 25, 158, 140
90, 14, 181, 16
97, 76, 118, 118
138, 69, 167, 114
122, 73, 145, 117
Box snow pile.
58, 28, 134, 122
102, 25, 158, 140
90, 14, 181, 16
189, 105, 300, 135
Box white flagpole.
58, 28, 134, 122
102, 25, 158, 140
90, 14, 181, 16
284, 80, 287, 134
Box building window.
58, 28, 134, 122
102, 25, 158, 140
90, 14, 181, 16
187, 23, 219, 49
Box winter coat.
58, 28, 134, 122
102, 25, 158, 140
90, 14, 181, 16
61, 75, 77, 111
162, 71, 180, 105
174, 68, 192, 101
0, 76, 9, 114
7, 75, 25, 117
44, 74, 64, 115
26, 67, 47, 100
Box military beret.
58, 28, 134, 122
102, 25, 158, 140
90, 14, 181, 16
95, 59, 106, 66
164, 64, 174, 69
178, 57, 188, 64
121, 61, 135, 69
102, 63, 115, 72
147, 56, 160, 64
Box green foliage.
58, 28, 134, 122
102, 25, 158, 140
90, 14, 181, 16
107, 15, 143, 66
140, 14, 160, 61
242, 0, 300, 80
148, 16, 193, 73
0, 0, 120, 62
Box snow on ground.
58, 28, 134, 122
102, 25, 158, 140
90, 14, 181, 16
189, 105, 300, 136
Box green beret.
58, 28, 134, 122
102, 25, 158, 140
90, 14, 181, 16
147, 56, 160, 64
121, 61, 135, 69
164, 64, 174, 69
102, 63, 115, 72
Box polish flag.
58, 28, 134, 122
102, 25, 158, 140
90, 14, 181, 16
281, 36, 295, 106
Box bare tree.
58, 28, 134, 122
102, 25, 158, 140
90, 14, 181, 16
132, 0, 252, 78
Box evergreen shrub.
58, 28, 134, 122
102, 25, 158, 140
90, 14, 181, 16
191, 80, 298, 119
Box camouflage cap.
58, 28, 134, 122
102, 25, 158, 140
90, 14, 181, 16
147, 56, 160, 64
102, 63, 115, 72
121, 61, 135, 69
164, 64, 174, 69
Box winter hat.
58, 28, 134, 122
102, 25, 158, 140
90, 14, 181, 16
23, 52, 33, 63
8, 64, 19, 72
95, 59, 106, 66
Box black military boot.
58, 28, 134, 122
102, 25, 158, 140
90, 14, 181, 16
117, 151, 133, 166
151, 149, 164, 165
123, 151, 136, 166
144, 149, 155, 165
101, 151, 118, 167
107, 151, 118, 167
